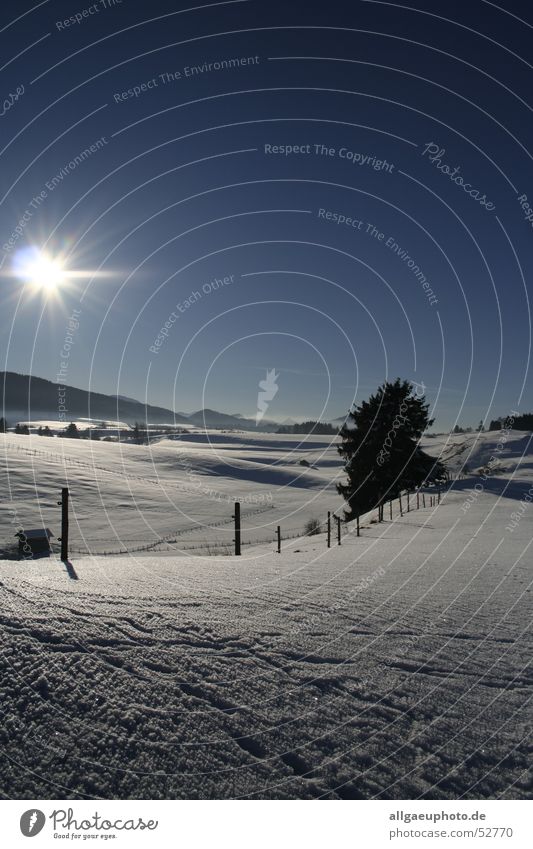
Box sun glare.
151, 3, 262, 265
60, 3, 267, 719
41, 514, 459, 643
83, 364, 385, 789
12, 247, 66, 293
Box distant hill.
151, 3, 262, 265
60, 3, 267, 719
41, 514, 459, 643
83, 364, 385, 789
0, 372, 182, 425
186, 408, 277, 430
0, 372, 279, 430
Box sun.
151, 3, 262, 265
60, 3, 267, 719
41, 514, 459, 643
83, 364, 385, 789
12, 247, 66, 293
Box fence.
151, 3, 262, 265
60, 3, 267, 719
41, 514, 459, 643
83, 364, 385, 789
1, 482, 444, 560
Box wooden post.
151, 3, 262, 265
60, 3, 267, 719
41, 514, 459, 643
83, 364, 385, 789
356, 515, 360, 537
59, 487, 69, 561
417, 491, 420, 510
399, 494, 403, 516
389, 500, 392, 520
277, 525, 281, 554
234, 501, 241, 556
337, 515, 341, 545
438, 489, 441, 504
423, 493, 426, 508
327, 511, 331, 548
407, 492, 410, 512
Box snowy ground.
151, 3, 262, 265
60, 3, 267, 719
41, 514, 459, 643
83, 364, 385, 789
0, 429, 531, 798
0, 430, 342, 555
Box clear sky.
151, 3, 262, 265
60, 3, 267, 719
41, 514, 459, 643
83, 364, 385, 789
1, 0, 532, 429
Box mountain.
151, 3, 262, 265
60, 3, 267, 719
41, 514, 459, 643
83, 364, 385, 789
0, 373, 278, 430
186, 408, 279, 431
0, 372, 184, 426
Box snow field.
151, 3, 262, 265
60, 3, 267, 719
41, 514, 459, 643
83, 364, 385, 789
0, 428, 531, 798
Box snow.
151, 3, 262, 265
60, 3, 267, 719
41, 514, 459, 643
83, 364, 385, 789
0, 429, 531, 799
0, 430, 342, 554
16, 418, 133, 431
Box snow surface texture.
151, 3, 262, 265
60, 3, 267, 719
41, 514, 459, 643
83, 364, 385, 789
0, 430, 531, 799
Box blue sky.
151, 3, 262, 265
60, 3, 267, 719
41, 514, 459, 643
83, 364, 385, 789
1, 0, 532, 429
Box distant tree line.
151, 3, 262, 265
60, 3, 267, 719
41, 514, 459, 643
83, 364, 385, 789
452, 414, 533, 433
1, 417, 146, 441
5, 420, 101, 439
488, 413, 533, 431
276, 420, 338, 435
452, 421, 484, 434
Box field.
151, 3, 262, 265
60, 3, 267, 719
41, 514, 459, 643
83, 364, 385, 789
0, 429, 531, 799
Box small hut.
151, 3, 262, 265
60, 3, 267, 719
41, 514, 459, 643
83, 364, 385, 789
15, 528, 53, 557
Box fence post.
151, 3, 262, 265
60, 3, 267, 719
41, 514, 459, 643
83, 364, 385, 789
356, 514, 360, 537
277, 525, 281, 554
438, 489, 441, 504
327, 511, 331, 548
407, 492, 410, 512
423, 493, 426, 508
399, 494, 403, 516
233, 501, 241, 556
389, 500, 392, 520
59, 487, 69, 561
417, 491, 420, 510
337, 515, 341, 545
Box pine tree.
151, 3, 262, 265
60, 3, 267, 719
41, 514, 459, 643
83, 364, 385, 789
64, 422, 79, 438
15, 423, 30, 435
0, 417, 7, 433
337, 378, 446, 522
132, 422, 143, 444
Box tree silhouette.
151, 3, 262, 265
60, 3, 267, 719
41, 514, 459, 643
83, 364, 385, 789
64, 422, 80, 438
337, 378, 446, 522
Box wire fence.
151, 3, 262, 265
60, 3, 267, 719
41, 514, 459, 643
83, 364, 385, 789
1, 482, 449, 560
2, 437, 463, 558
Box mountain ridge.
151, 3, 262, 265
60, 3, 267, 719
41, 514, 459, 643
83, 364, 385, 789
0, 372, 281, 430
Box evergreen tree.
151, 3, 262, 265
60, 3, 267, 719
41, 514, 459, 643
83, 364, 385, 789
337, 378, 446, 522
64, 422, 80, 438
42, 426, 53, 437
15, 423, 30, 435
0, 417, 7, 433
477, 420, 485, 432
37, 426, 43, 436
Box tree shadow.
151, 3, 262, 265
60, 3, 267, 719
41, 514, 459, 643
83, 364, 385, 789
447, 476, 532, 502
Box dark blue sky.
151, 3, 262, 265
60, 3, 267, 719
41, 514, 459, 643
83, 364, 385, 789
1, 0, 532, 428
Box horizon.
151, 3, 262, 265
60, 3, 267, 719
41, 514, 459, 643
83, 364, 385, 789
0, 366, 513, 430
